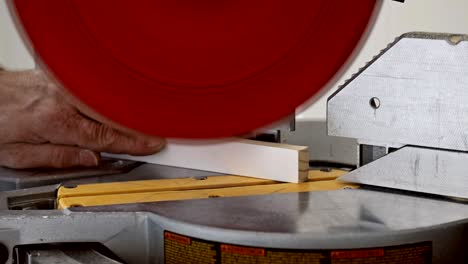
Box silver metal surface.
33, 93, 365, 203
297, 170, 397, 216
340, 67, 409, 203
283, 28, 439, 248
340, 146, 468, 199
0, 159, 140, 191
81, 189, 468, 235
17, 248, 124, 264
328, 33, 468, 151
0, 210, 151, 264
0, 184, 58, 210
0, 163, 464, 263
0, 189, 465, 263
78, 189, 468, 263
287, 120, 357, 166
327, 32, 468, 198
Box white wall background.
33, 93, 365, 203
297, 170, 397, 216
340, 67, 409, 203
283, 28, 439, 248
1, 0, 468, 119
0, 0, 34, 69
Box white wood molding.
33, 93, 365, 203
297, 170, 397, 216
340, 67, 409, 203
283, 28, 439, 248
105, 139, 308, 183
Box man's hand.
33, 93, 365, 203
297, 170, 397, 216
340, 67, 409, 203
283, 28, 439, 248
0, 69, 166, 169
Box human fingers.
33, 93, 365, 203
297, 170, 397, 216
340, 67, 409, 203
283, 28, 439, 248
49, 113, 166, 155
0, 143, 100, 169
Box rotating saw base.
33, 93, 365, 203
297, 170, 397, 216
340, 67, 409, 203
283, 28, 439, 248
0, 163, 466, 264
70, 188, 468, 264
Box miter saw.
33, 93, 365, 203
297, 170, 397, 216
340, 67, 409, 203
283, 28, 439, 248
1, 0, 468, 264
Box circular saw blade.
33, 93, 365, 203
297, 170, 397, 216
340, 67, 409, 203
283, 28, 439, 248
11, 0, 377, 138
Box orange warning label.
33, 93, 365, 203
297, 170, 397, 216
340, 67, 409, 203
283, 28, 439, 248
220, 244, 265, 256
163, 231, 432, 264
165, 232, 216, 264
331, 249, 385, 259
164, 232, 191, 245
330, 243, 431, 264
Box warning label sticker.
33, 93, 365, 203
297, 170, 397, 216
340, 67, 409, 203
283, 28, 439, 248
164, 231, 432, 264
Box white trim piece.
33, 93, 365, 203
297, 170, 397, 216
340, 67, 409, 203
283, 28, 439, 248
104, 139, 308, 183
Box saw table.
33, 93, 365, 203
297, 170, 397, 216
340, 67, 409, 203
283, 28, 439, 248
0, 150, 468, 264
3, 1, 468, 264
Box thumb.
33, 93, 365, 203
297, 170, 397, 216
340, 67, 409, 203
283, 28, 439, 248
0, 143, 100, 169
